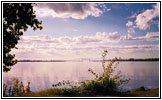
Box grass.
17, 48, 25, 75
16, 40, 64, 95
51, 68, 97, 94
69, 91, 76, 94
119, 88, 159, 97
21, 88, 159, 97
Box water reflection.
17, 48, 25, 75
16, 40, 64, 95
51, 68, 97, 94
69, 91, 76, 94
3, 62, 159, 92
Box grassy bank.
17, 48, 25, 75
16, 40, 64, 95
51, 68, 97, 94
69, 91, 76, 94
21, 88, 159, 97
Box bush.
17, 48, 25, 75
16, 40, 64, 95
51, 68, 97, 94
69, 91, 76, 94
52, 50, 129, 96
80, 50, 129, 95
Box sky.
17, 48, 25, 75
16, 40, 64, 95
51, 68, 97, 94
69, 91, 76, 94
12, 3, 159, 60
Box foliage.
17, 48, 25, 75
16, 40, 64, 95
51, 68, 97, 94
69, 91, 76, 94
3, 78, 31, 97
3, 3, 43, 72
52, 50, 129, 96
20, 88, 159, 97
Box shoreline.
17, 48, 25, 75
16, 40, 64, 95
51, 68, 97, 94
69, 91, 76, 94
21, 87, 159, 97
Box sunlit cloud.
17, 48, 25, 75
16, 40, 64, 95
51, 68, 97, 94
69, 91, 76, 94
33, 3, 110, 19
126, 21, 135, 34
126, 3, 159, 34
135, 4, 159, 30
18, 31, 159, 48
18, 32, 159, 47
12, 31, 159, 60
126, 20, 133, 27
122, 32, 159, 41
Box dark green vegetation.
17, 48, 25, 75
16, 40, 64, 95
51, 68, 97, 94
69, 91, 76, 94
3, 3, 42, 72
3, 77, 158, 97
93, 58, 159, 62
21, 88, 159, 97
119, 88, 159, 97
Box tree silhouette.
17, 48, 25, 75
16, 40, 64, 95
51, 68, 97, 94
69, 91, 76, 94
3, 3, 43, 72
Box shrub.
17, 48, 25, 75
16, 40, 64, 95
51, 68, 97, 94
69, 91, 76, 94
52, 50, 129, 96
82, 50, 129, 95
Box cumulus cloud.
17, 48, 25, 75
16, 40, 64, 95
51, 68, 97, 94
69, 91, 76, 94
18, 32, 159, 48
135, 3, 159, 30
13, 34, 159, 59
126, 20, 133, 27
96, 32, 121, 43
12, 31, 159, 59
126, 20, 135, 33
126, 4, 159, 33
122, 32, 159, 41
33, 3, 109, 19
19, 32, 122, 46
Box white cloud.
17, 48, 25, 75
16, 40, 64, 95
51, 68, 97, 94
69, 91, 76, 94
126, 4, 159, 33
18, 32, 159, 48
13, 34, 159, 59
98, 3, 111, 12
12, 31, 159, 59
122, 32, 159, 41
33, 3, 108, 19
135, 3, 159, 30
126, 20, 133, 27
96, 32, 121, 43
145, 32, 159, 40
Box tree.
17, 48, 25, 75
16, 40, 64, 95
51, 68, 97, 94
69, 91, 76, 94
3, 3, 43, 72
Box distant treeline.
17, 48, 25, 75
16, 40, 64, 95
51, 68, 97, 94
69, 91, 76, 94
18, 60, 66, 62
93, 58, 159, 62
18, 58, 159, 62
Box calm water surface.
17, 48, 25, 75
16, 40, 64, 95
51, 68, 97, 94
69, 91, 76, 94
3, 61, 159, 92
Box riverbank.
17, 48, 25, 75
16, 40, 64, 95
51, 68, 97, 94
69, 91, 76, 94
21, 88, 159, 97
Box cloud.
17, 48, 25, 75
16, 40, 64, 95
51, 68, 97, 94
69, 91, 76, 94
145, 32, 159, 40
126, 20, 133, 27
102, 44, 158, 53
122, 32, 159, 41
18, 32, 159, 48
129, 13, 137, 18
12, 31, 159, 59
33, 3, 109, 19
126, 21, 135, 33
57, 32, 122, 44
13, 34, 159, 59
96, 32, 121, 43
98, 3, 111, 12
127, 28, 135, 34
126, 4, 159, 34
135, 3, 159, 30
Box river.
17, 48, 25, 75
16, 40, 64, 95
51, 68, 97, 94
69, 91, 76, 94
3, 61, 159, 92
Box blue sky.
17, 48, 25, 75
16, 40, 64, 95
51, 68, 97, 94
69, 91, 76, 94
12, 3, 159, 60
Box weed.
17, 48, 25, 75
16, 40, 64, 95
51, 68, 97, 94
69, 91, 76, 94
3, 78, 31, 97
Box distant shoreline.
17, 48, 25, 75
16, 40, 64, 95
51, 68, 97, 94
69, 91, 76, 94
18, 58, 159, 62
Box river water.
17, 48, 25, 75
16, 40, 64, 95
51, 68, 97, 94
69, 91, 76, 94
3, 61, 159, 92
